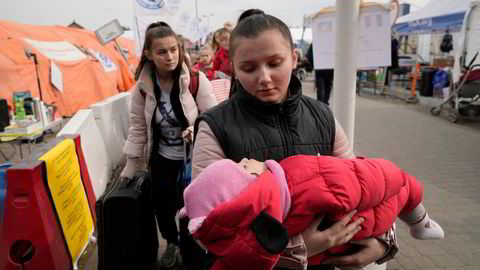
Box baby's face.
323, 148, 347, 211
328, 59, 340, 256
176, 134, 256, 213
238, 158, 267, 176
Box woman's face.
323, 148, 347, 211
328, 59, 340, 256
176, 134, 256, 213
232, 30, 297, 104
146, 36, 179, 73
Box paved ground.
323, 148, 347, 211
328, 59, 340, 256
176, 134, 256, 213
4, 81, 480, 270
306, 83, 480, 270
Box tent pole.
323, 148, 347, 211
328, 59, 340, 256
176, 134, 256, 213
331, 0, 360, 146
33, 54, 43, 102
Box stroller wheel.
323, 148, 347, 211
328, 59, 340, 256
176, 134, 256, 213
448, 112, 458, 123
430, 107, 441, 116
444, 104, 458, 123
297, 68, 307, 81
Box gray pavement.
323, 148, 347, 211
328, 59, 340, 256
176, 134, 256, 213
5, 81, 479, 269
84, 82, 480, 269
305, 82, 480, 270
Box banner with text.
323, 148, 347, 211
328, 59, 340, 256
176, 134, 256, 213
40, 139, 94, 268
132, 0, 200, 56
23, 38, 87, 62
312, 4, 391, 69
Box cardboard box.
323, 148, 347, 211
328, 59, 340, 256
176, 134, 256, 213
433, 57, 454, 67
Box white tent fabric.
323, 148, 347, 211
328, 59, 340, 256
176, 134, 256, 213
453, 1, 480, 81
397, 0, 469, 24
394, 0, 470, 34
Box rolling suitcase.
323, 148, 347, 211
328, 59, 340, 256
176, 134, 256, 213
96, 171, 158, 270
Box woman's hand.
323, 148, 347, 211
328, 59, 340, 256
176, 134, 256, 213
302, 210, 364, 258
322, 237, 387, 268
182, 126, 194, 144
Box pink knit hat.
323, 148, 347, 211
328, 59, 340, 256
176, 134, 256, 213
179, 159, 291, 234
179, 159, 256, 233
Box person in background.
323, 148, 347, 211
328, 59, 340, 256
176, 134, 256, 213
211, 29, 221, 52
212, 27, 232, 79
384, 34, 399, 87
192, 10, 397, 270
306, 43, 334, 105
194, 46, 215, 80
177, 34, 191, 63
120, 21, 217, 269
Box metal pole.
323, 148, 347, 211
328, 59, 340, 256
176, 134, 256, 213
195, 0, 199, 22
195, 0, 199, 48
32, 54, 43, 102
114, 39, 134, 75
331, 0, 360, 146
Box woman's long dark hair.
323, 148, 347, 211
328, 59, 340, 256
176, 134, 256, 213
134, 22, 191, 81
228, 10, 293, 97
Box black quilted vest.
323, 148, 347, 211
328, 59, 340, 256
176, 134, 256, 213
195, 76, 335, 162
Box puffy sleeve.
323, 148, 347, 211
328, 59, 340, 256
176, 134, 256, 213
192, 120, 225, 180
123, 83, 147, 158
332, 118, 355, 158
195, 71, 218, 112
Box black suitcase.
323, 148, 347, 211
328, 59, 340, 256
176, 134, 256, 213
96, 171, 159, 270
420, 68, 437, 97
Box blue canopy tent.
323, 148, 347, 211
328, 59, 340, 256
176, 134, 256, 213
394, 0, 470, 35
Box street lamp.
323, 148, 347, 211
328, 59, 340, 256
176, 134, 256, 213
201, 13, 214, 30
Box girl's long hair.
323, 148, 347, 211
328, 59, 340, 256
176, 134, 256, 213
135, 22, 191, 81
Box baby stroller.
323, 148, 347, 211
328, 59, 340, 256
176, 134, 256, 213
430, 52, 480, 123
293, 50, 313, 82
294, 59, 313, 81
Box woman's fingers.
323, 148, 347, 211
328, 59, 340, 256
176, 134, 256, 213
339, 210, 357, 227
322, 237, 386, 267
326, 211, 364, 246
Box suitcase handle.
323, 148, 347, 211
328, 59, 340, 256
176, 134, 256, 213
119, 176, 144, 193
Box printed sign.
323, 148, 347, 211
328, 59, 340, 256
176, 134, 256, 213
23, 39, 86, 62
90, 50, 118, 72
50, 61, 64, 93
95, 19, 124, 45
134, 14, 172, 56
133, 11, 200, 56
312, 4, 391, 69
40, 139, 94, 268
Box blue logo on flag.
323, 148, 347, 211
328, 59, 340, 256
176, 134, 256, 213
136, 0, 166, 10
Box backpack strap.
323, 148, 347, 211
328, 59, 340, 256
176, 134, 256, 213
189, 69, 200, 99
138, 71, 199, 99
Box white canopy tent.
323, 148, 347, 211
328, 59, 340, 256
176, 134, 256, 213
394, 0, 470, 35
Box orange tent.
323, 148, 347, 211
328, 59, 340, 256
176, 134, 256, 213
0, 20, 138, 116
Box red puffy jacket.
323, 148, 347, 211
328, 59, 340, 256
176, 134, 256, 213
193, 155, 424, 269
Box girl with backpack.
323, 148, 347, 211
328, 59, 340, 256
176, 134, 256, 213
121, 22, 217, 268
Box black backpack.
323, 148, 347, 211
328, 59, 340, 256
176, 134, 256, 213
440, 32, 453, 53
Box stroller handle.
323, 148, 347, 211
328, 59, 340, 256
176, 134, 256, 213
467, 52, 479, 69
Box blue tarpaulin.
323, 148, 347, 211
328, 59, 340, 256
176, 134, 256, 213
394, 0, 470, 35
